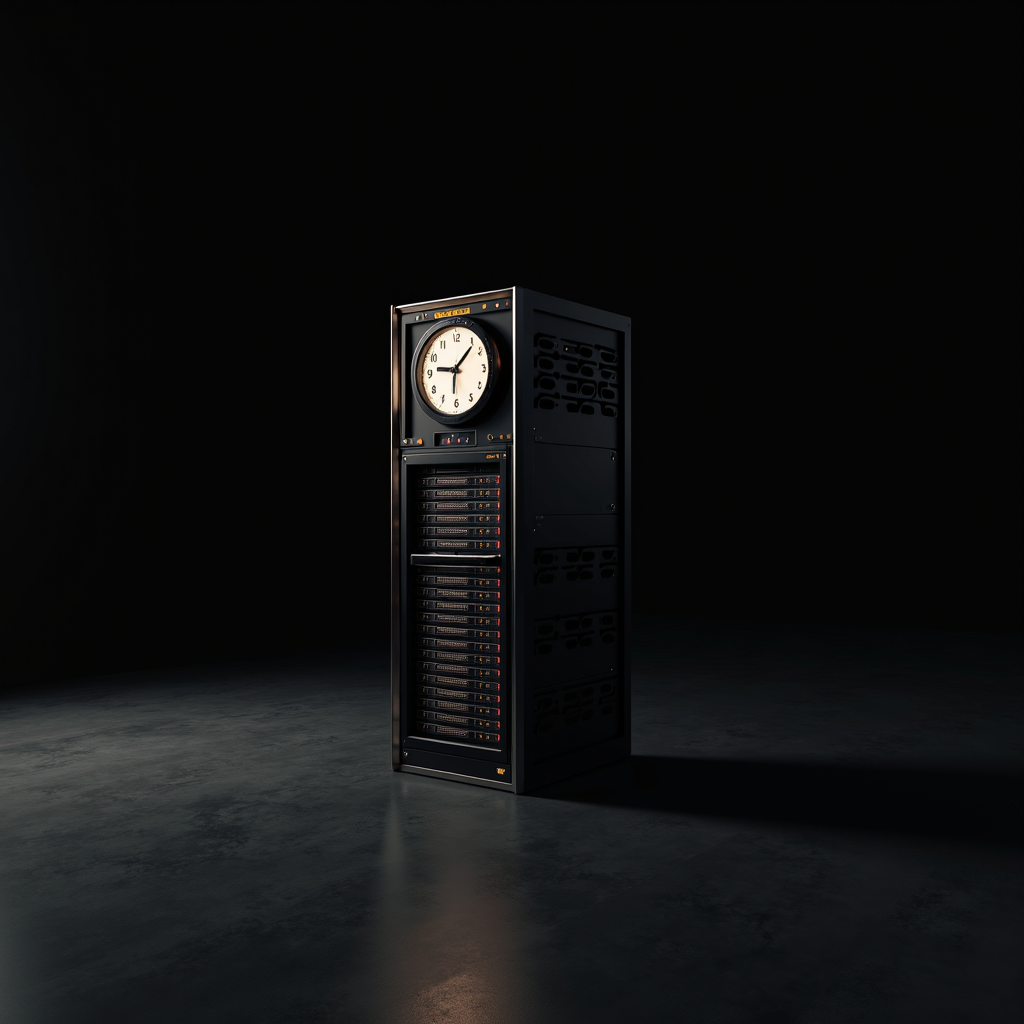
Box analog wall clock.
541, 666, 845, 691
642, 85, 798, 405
412, 317, 501, 424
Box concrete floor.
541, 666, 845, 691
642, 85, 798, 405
2, 618, 1022, 1024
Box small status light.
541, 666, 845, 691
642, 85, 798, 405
416, 438, 423, 445
482, 302, 488, 309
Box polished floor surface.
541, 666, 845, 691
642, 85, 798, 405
3, 619, 1022, 1024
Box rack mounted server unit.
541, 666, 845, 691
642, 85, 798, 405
391, 287, 630, 792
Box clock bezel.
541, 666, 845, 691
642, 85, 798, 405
411, 316, 501, 426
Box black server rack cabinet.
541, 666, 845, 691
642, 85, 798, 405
391, 287, 631, 793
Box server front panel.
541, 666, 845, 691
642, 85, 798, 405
399, 453, 511, 784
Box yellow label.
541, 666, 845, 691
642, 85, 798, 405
497, 768, 506, 775
434, 307, 470, 319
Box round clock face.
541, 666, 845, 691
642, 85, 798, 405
413, 317, 499, 424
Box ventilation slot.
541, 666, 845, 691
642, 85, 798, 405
533, 609, 619, 657
533, 546, 620, 586
530, 675, 622, 755
533, 333, 623, 417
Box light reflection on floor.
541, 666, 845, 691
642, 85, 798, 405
361, 780, 544, 1024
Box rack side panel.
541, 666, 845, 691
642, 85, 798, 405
513, 290, 631, 792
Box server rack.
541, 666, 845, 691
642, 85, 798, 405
391, 287, 630, 792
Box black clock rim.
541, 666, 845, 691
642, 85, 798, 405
411, 317, 500, 426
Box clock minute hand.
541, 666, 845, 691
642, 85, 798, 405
452, 343, 472, 394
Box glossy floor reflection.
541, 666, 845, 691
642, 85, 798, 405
2, 619, 1022, 1024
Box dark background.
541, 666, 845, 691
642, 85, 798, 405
1, 0, 1020, 689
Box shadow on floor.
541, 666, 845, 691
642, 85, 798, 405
531, 754, 1024, 848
